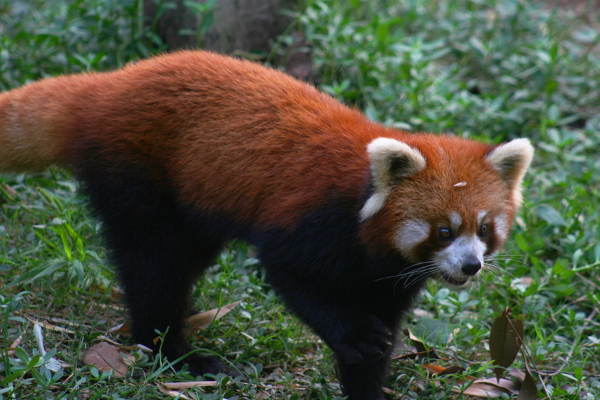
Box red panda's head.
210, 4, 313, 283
359, 135, 534, 288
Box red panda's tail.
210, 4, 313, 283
0, 74, 89, 172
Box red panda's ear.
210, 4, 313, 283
486, 138, 534, 208
360, 138, 426, 221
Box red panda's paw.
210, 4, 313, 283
179, 353, 241, 379
334, 315, 394, 365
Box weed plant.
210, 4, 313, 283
1, 0, 599, 398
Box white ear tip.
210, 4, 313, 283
506, 138, 534, 158
367, 137, 404, 154
487, 138, 534, 172
486, 137, 534, 209
366, 137, 426, 172
496, 138, 534, 161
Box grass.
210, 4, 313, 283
1, 0, 600, 398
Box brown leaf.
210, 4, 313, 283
109, 321, 131, 335
453, 382, 510, 398
162, 381, 217, 389
82, 342, 129, 378
422, 363, 448, 375
509, 368, 527, 383
157, 384, 193, 399
474, 377, 518, 392
489, 308, 524, 381
422, 363, 477, 383
396, 329, 439, 360
5, 333, 23, 356
517, 364, 539, 400
437, 365, 466, 376
184, 300, 242, 334
406, 329, 428, 353
26, 318, 77, 335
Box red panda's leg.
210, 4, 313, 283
73, 157, 233, 377
107, 224, 230, 376
263, 273, 396, 400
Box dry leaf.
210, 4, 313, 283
475, 377, 518, 392
395, 329, 439, 360
489, 308, 524, 381
82, 342, 129, 378
423, 363, 516, 398
423, 363, 474, 382
157, 384, 193, 399
406, 329, 428, 353
453, 381, 510, 398
109, 321, 131, 335
184, 300, 242, 334
26, 318, 77, 335
5, 333, 23, 356
509, 368, 527, 383
162, 381, 217, 389
436, 365, 466, 376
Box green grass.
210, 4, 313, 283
2, 0, 600, 398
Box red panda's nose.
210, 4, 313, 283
461, 256, 482, 276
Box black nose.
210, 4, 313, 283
461, 256, 481, 276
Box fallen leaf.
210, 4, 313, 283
509, 368, 527, 383
109, 321, 131, 335
26, 318, 77, 335
82, 342, 129, 378
423, 363, 473, 381
5, 333, 23, 356
395, 329, 439, 360
406, 329, 428, 353
157, 384, 193, 399
475, 377, 518, 392
162, 381, 217, 389
489, 308, 524, 381
436, 365, 466, 376
453, 381, 510, 398
184, 300, 242, 334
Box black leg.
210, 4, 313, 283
263, 269, 397, 400
106, 221, 229, 376
336, 343, 396, 400
74, 158, 231, 377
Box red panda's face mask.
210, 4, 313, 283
359, 136, 534, 288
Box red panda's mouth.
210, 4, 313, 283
441, 274, 469, 286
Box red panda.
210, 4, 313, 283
0, 50, 533, 400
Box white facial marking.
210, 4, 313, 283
433, 235, 487, 284
449, 212, 462, 231
359, 191, 389, 221
395, 219, 430, 258
478, 210, 488, 225
453, 181, 467, 187
494, 214, 509, 242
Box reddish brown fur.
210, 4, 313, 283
0, 51, 519, 239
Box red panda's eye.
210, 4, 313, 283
439, 228, 452, 240
479, 224, 489, 236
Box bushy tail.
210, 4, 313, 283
0, 74, 88, 172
